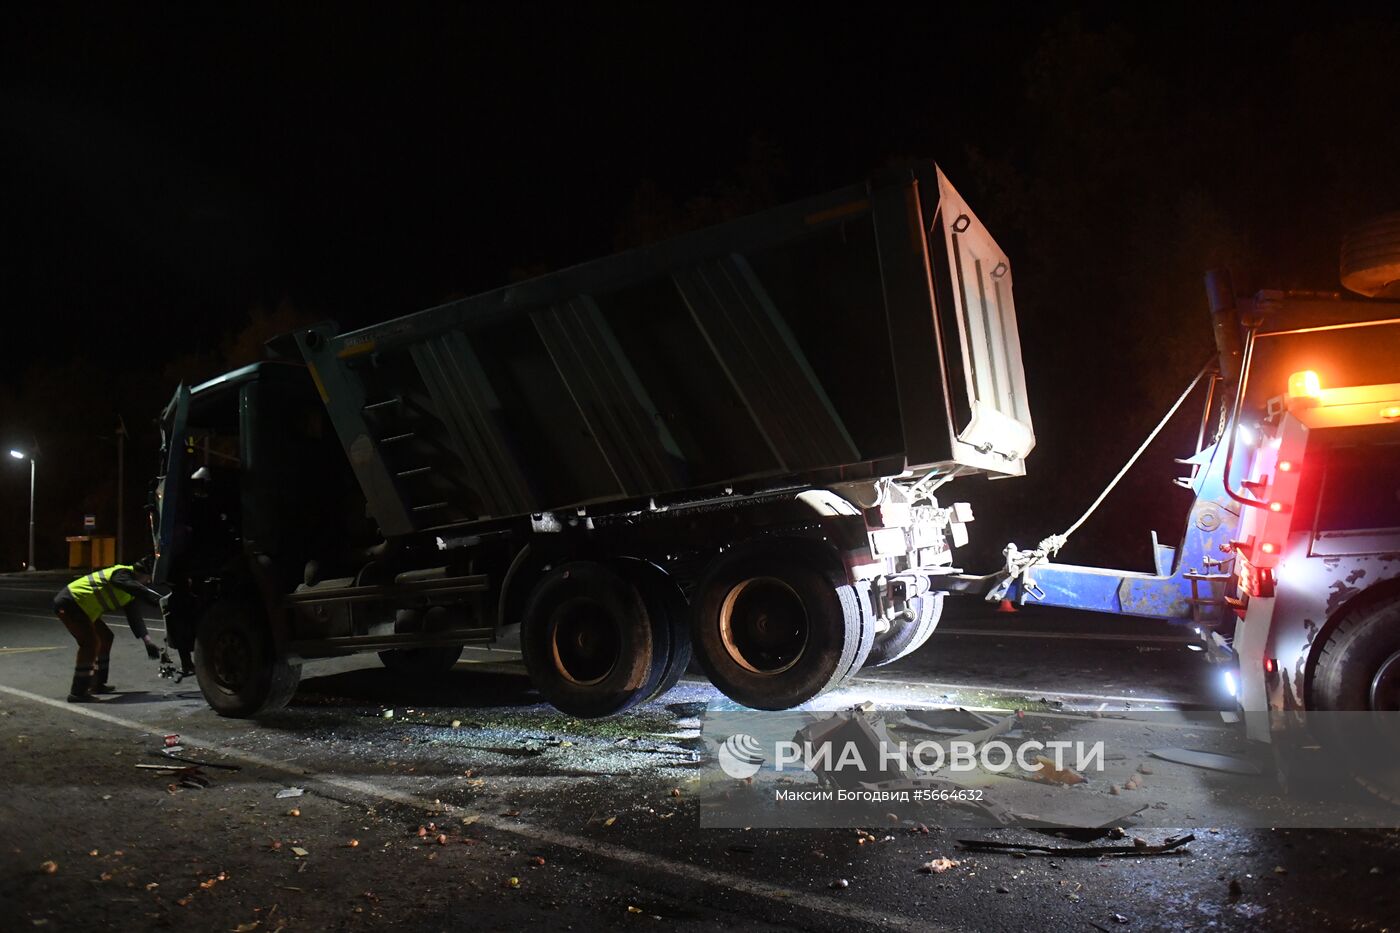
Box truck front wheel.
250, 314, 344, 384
194, 602, 301, 718
692, 555, 865, 710
520, 562, 668, 718
1312, 590, 1400, 803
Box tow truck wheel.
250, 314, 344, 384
865, 592, 945, 668
520, 562, 668, 718
1313, 591, 1400, 804
692, 555, 863, 710
194, 601, 301, 718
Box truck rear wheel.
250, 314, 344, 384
520, 562, 668, 718
866, 592, 944, 667
692, 554, 864, 710
615, 560, 692, 704
1312, 590, 1400, 804
194, 602, 301, 718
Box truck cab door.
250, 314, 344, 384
152, 384, 190, 585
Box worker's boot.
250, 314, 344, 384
67, 670, 96, 703
91, 658, 114, 694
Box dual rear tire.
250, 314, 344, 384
520, 561, 689, 718
521, 549, 876, 717
689, 554, 871, 710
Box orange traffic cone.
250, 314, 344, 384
996, 598, 1018, 613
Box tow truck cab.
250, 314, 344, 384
1229, 352, 1400, 727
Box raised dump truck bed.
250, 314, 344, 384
154, 163, 1034, 718
293, 164, 1033, 538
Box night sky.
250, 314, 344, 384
3, 4, 1399, 572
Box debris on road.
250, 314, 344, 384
290, 847, 309, 858
152, 750, 241, 771
275, 787, 305, 799
40, 860, 57, 875
829, 878, 849, 889
919, 858, 960, 874
286, 808, 301, 818
957, 833, 1195, 857
1148, 748, 1262, 775
1028, 755, 1087, 785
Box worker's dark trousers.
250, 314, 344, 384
55, 604, 114, 697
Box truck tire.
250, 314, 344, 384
378, 645, 464, 676
1312, 590, 1400, 804
1340, 212, 1400, 298
615, 560, 692, 704
865, 592, 944, 667
520, 562, 668, 718
194, 602, 301, 718
692, 555, 863, 710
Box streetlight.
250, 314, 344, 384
9, 449, 35, 572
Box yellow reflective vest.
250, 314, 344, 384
66, 565, 137, 622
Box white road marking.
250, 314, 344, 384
0, 683, 952, 933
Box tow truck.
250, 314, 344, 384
976, 225, 1400, 799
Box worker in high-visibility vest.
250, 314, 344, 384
52, 556, 164, 702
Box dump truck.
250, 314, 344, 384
973, 215, 1400, 799
151, 164, 1035, 718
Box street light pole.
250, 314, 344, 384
27, 455, 35, 572
9, 449, 35, 572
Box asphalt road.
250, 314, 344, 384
0, 573, 1395, 931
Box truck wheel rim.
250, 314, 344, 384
719, 577, 809, 675
550, 598, 621, 686
212, 631, 250, 691
1371, 650, 1400, 711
